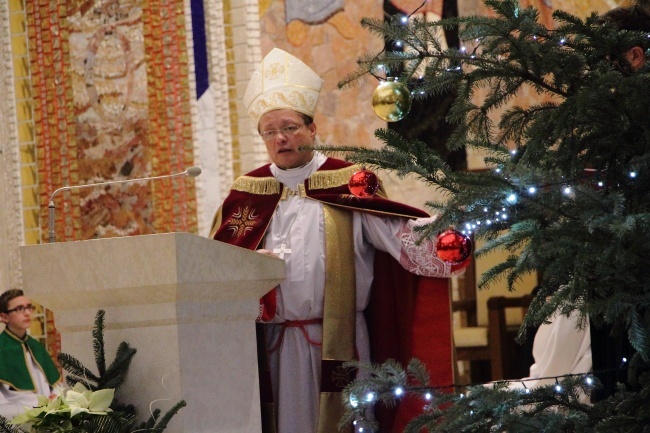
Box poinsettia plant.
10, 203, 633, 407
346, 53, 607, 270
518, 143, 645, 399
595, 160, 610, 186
11, 383, 125, 433
0, 310, 184, 433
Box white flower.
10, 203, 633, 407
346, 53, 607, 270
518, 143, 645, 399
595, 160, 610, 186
64, 383, 114, 417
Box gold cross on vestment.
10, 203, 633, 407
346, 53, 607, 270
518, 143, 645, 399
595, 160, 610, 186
226, 206, 260, 238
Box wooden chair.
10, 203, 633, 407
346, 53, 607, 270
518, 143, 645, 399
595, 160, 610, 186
453, 294, 533, 381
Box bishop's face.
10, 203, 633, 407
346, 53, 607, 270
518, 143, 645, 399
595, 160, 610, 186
258, 109, 316, 170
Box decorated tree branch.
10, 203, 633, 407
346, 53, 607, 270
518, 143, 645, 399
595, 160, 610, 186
331, 0, 650, 431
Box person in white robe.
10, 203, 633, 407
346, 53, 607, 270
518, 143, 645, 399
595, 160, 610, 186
507, 311, 592, 404
211, 48, 467, 433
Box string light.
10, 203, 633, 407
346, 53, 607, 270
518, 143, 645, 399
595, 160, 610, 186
400, 15, 408, 24
629, 171, 637, 178
346, 366, 629, 413
528, 187, 536, 194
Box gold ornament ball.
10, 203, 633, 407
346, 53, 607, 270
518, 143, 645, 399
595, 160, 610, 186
372, 80, 412, 122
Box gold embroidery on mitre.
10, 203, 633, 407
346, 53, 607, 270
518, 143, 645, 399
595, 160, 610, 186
309, 165, 360, 190
249, 90, 319, 122
231, 176, 281, 195
265, 62, 285, 80
226, 206, 260, 238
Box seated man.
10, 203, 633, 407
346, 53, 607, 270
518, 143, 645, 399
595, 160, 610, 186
0, 289, 61, 420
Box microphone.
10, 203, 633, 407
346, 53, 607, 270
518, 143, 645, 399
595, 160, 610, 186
47, 166, 202, 243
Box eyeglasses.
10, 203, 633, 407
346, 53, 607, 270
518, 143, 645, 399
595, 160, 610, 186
259, 124, 305, 141
4, 304, 36, 314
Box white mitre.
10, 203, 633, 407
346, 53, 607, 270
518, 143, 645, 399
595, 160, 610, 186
243, 48, 324, 125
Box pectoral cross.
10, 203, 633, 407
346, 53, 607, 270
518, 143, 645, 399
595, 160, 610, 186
273, 242, 291, 259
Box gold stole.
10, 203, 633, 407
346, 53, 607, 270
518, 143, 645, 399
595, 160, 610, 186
318, 205, 355, 433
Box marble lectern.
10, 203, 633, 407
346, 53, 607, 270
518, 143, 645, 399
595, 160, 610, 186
20, 232, 285, 433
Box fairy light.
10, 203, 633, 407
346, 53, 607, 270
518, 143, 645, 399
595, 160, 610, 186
424, 392, 432, 401
394, 387, 404, 396
400, 15, 408, 24
350, 394, 359, 408
495, 168, 501, 173
629, 171, 637, 178
597, 181, 604, 187
528, 187, 536, 194
507, 194, 517, 203
365, 392, 376, 402
395, 40, 403, 47
563, 187, 572, 195
584, 376, 594, 386
510, 149, 517, 155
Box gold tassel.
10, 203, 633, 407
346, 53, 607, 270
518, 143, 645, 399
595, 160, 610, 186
231, 176, 281, 195
309, 165, 360, 190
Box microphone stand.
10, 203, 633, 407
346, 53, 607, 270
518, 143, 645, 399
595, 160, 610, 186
47, 166, 202, 243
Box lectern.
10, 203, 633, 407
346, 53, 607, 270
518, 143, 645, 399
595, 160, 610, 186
20, 233, 285, 433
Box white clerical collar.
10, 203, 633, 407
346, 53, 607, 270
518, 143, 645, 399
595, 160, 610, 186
271, 152, 327, 188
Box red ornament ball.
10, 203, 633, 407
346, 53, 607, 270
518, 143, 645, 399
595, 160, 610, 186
435, 230, 473, 264
349, 169, 379, 198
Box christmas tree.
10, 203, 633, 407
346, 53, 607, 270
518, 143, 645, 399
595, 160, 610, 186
334, 0, 650, 431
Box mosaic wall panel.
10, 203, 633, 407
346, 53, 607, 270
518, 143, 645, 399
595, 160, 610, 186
26, 0, 197, 243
